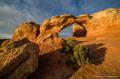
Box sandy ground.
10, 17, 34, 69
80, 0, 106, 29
70, 32, 120, 79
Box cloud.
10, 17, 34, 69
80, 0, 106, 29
0, 4, 39, 38
0, 5, 21, 38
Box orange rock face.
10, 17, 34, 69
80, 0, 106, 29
12, 21, 40, 42
86, 8, 120, 36
38, 14, 90, 40
73, 23, 87, 37
36, 14, 90, 54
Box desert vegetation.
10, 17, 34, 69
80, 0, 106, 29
61, 38, 93, 66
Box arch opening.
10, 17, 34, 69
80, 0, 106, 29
59, 25, 73, 38
59, 23, 87, 38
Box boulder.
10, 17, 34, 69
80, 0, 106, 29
0, 38, 39, 79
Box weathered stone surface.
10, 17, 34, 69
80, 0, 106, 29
38, 14, 89, 40
12, 21, 39, 42
38, 37, 64, 54
0, 38, 39, 79
36, 14, 89, 54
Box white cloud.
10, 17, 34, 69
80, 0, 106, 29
0, 0, 83, 39
0, 5, 21, 38
0, 4, 35, 38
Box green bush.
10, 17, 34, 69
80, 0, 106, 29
61, 38, 91, 66
72, 45, 90, 66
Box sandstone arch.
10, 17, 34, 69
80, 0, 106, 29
38, 14, 91, 43
12, 14, 92, 54
36, 14, 91, 54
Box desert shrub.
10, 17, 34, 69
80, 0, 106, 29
61, 38, 92, 66
72, 45, 91, 66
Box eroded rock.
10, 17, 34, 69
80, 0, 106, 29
0, 38, 39, 79
39, 14, 89, 38
36, 14, 90, 54
12, 21, 40, 42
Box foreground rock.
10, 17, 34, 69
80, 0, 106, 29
0, 38, 39, 79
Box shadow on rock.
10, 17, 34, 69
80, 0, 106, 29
86, 43, 107, 65
28, 43, 107, 79
28, 48, 80, 79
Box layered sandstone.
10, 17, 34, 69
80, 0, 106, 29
12, 21, 39, 42
0, 38, 39, 79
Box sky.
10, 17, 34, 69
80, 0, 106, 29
0, 0, 120, 38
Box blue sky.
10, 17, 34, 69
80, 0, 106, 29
0, 0, 120, 38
